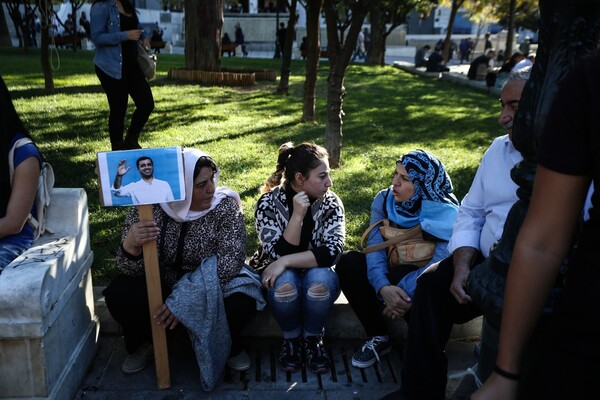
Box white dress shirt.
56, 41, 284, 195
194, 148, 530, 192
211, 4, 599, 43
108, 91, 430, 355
448, 134, 522, 258
113, 178, 174, 205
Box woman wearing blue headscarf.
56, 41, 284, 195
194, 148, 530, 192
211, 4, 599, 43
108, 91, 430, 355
337, 149, 459, 369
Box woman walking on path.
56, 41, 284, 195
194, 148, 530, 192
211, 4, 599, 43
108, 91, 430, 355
91, 0, 154, 151
234, 22, 248, 57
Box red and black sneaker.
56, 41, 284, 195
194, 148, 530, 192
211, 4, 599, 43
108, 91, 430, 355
278, 337, 302, 372
303, 336, 331, 373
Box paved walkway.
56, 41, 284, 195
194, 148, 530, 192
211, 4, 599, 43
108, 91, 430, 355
75, 334, 480, 400
75, 288, 481, 400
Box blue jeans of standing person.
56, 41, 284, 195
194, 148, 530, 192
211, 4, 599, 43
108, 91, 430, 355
266, 266, 340, 339
95, 64, 154, 150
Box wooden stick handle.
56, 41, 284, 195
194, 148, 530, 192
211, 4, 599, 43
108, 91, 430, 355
139, 205, 171, 389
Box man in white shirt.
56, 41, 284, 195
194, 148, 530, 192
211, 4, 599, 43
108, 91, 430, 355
112, 156, 174, 204
512, 54, 534, 72
381, 67, 532, 400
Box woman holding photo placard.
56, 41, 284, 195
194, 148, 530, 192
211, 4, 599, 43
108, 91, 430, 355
102, 148, 264, 390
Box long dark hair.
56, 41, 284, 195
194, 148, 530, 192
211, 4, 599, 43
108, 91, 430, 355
0, 75, 38, 214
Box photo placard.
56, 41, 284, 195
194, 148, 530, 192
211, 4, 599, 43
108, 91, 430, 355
97, 146, 185, 207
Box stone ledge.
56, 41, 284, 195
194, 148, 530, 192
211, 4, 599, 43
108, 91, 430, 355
94, 286, 482, 341
392, 61, 501, 96
0, 188, 97, 400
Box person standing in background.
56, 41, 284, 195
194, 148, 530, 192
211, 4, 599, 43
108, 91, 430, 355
276, 22, 287, 58
234, 22, 248, 57
484, 32, 493, 51
91, 0, 154, 151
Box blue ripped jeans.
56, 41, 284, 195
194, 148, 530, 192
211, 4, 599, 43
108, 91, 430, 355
265, 266, 340, 339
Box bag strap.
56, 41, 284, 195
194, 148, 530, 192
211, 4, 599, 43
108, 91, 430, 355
360, 218, 387, 250
8, 138, 33, 186
363, 220, 423, 254
360, 188, 394, 253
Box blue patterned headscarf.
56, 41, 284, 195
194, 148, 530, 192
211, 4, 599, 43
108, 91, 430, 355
386, 149, 459, 239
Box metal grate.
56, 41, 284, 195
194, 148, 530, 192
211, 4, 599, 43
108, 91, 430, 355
221, 339, 402, 391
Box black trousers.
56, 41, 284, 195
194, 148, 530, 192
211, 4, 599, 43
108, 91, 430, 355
95, 65, 154, 149
399, 254, 483, 400
103, 274, 257, 356
336, 250, 417, 338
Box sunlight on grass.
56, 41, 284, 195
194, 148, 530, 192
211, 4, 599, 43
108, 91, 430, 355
1, 47, 502, 285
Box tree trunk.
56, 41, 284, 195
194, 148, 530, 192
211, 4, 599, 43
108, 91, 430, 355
302, 0, 323, 121
505, 0, 516, 58
70, 1, 83, 52
38, 0, 54, 92
184, 0, 222, 71
0, 4, 12, 47
6, 1, 24, 49
443, 1, 461, 64
278, 0, 298, 95
368, 0, 386, 66
323, 0, 370, 168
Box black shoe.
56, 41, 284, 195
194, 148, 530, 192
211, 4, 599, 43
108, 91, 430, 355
303, 336, 330, 373
278, 337, 301, 372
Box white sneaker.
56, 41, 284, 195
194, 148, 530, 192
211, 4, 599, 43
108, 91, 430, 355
122, 342, 154, 374
227, 350, 251, 372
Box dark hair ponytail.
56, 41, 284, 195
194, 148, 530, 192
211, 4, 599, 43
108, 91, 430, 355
260, 141, 328, 194
260, 142, 293, 194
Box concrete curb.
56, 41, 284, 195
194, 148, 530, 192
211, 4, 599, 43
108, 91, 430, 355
93, 286, 483, 340
392, 61, 502, 96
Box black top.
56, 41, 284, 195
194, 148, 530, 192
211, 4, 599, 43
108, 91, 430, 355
120, 12, 138, 76
537, 52, 600, 329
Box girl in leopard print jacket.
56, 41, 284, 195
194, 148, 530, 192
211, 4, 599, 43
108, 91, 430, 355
250, 142, 345, 375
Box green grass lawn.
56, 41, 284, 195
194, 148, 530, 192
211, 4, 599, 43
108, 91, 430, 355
0, 47, 501, 285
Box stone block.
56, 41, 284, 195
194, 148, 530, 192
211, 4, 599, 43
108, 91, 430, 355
0, 188, 98, 399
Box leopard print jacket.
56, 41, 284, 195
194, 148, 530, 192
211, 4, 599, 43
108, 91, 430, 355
249, 185, 345, 271
116, 197, 246, 288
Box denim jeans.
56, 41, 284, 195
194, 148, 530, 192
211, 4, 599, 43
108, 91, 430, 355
266, 266, 340, 338
95, 65, 154, 148
0, 243, 26, 275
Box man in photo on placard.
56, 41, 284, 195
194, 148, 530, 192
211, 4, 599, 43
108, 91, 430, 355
112, 156, 174, 204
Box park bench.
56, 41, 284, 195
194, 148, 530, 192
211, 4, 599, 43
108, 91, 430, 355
0, 188, 97, 400
51, 35, 82, 49
222, 43, 237, 57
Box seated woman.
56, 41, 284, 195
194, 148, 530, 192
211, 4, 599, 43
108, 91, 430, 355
336, 149, 459, 368
222, 32, 232, 45
0, 75, 42, 274
102, 148, 264, 390
250, 142, 345, 374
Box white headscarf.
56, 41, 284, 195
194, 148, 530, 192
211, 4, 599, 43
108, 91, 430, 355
160, 148, 242, 222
